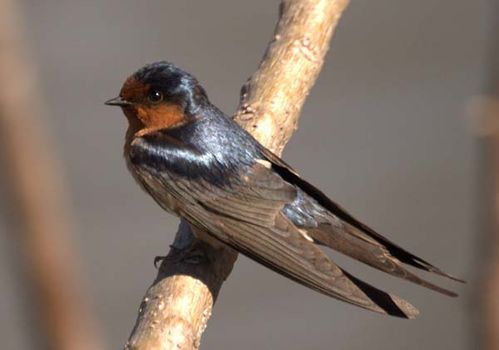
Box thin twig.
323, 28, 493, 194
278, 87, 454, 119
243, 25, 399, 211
125, 1, 350, 349
484, 130, 499, 350
0, 1, 105, 349
481, 14, 499, 347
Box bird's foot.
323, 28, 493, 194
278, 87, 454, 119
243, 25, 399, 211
154, 244, 207, 268
178, 246, 207, 264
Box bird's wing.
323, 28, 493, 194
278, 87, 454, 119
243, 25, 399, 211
130, 135, 419, 318
257, 145, 464, 292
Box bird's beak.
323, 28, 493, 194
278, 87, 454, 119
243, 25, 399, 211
105, 96, 131, 107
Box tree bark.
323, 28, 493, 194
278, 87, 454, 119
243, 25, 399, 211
125, 1, 350, 349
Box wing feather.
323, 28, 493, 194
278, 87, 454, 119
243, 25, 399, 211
130, 136, 419, 318
130, 132, 463, 317
258, 145, 464, 286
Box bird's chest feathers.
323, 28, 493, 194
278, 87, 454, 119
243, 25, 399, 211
126, 157, 183, 215
125, 117, 258, 186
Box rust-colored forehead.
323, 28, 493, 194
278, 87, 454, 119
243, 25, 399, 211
120, 76, 149, 101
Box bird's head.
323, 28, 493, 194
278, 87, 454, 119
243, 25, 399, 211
106, 61, 208, 132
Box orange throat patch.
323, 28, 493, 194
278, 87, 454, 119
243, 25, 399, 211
133, 103, 186, 137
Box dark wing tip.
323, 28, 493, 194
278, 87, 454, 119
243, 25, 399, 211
260, 146, 463, 287
341, 270, 419, 319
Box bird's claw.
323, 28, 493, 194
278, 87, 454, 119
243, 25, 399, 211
154, 255, 167, 268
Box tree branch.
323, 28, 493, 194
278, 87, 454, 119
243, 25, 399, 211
467, 4, 499, 348
125, 1, 350, 349
0, 0, 105, 349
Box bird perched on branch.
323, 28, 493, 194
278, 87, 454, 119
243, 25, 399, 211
106, 61, 463, 318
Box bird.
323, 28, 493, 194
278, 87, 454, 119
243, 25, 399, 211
105, 61, 463, 319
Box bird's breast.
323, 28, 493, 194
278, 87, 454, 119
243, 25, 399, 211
125, 152, 182, 216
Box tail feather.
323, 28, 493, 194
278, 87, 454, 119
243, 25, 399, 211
310, 222, 459, 296
259, 145, 464, 287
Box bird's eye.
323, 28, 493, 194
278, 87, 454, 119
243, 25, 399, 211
147, 90, 163, 103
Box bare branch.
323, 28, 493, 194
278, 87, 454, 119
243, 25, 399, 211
125, 1, 350, 349
483, 126, 499, 349
0, 1, 105, 349
470, 4, 499, 348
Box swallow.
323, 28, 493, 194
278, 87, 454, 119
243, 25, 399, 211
106, 61, 463, 318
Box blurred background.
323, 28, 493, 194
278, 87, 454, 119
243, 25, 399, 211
0, 0, 495, 349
